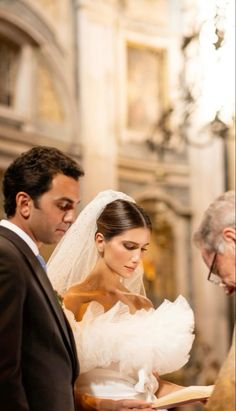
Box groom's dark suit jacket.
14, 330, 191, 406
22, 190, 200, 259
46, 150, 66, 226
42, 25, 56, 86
0, 226, 79, 411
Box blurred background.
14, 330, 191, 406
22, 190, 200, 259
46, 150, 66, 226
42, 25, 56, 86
0, 0, 235, 409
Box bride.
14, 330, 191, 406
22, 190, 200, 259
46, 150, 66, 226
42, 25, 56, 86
47, 190, 195, 410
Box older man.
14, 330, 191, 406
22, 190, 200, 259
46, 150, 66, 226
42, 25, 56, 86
0, 146, 84, 411
193, 190, 235, 411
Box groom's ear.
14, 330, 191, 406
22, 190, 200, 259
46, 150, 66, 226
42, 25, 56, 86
16, 192, 33, 219
95, 232, 105, 253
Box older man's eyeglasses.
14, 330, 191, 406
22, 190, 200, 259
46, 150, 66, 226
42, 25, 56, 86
207, 252, 223, 286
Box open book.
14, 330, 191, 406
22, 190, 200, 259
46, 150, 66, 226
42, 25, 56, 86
152, 385, 214, 409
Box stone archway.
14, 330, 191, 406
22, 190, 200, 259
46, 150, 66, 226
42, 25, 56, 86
0, 0, 80, 166
131, 187, 192, 306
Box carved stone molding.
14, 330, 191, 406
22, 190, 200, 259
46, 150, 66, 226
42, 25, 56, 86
0, 123, 82, 168
0, 0, 80, 150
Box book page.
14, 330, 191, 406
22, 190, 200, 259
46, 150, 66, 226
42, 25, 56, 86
152, 385, 214, 409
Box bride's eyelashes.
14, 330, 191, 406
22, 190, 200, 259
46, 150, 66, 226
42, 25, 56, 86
122, 242, 148, 252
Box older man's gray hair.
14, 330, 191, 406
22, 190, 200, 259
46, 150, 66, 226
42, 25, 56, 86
193, 191, 235, 253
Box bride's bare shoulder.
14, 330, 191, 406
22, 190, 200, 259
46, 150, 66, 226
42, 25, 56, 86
64, 283, 87, 295
63, 283, 104, 320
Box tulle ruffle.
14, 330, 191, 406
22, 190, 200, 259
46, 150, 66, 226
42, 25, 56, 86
64, 294, 194, 378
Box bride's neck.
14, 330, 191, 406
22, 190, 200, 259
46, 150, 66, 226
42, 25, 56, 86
90, 259, 123, 290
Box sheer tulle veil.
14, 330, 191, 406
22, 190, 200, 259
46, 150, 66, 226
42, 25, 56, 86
47, 190, 146, 296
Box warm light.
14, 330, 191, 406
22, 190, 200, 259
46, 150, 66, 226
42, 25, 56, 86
197, 0, 235, 124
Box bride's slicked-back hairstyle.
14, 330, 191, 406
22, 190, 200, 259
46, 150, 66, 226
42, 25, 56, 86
96, 199, 152, 240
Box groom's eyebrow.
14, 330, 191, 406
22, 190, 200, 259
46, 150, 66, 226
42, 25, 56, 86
56, 197, 81, 205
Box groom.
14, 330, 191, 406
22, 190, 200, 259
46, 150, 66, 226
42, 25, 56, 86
0, 146, 153, 411
0, 146, 84, 411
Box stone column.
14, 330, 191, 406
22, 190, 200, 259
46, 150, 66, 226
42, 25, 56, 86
14, 44, 35, 127
189, 138, 230, 361
75, 0, 118, 205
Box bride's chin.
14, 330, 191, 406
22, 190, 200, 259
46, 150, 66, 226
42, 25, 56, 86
121, 270, 134, 279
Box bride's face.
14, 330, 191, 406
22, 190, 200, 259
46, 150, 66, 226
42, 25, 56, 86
96, 227, 150, 279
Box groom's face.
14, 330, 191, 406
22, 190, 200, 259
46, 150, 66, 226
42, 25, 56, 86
27, 173, 81, 246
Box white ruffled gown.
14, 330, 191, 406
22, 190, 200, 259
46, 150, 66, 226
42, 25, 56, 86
64, 295, 194, 409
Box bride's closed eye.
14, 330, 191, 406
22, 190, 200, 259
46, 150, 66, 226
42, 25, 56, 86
123, 242, 138, 250
123, 242, 148, 252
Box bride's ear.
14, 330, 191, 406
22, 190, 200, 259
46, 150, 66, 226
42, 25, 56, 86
95, 232, 105, 254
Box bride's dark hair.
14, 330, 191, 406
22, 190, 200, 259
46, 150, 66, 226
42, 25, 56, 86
96, 199, 152, 241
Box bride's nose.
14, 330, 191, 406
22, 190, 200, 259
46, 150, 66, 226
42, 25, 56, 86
131, 249, 142, 263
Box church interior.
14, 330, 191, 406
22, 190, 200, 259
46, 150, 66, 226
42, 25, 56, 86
0, 1, 235, 410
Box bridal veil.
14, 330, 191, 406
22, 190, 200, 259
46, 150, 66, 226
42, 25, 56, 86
47, 190, 146, 296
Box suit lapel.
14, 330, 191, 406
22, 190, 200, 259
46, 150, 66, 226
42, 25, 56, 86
27, 250, 78, 371
0, 226, 79, 376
